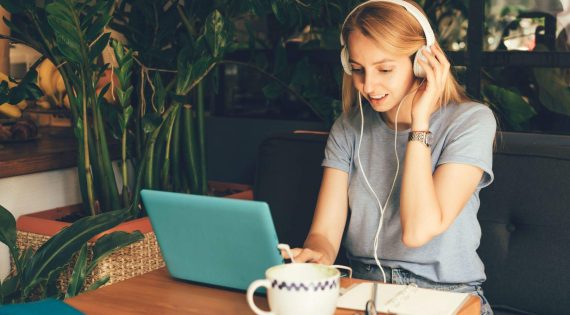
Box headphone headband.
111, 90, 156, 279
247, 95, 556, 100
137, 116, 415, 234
339, 0, 435, 47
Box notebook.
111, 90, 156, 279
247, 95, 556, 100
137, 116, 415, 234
140, 190, 284, 291
337, 282, 470, 315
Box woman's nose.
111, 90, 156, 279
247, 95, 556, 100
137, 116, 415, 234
362, 73, 378, 95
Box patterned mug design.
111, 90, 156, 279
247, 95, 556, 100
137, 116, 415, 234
271, 278, 338, 292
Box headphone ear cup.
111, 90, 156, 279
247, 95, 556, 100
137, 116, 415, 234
340, 47, 352, 75
413, 45, 429, 78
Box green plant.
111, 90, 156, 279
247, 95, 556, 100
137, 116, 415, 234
0, 204, 143, 304
110, 0, 236, 201
0, 0, 237, 217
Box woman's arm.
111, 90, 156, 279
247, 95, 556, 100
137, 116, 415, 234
400, 141, 483, 248
400, 44, 485, 247
284, 167, 349, 264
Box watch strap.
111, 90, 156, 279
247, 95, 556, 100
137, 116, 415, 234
408, 131, 432, 147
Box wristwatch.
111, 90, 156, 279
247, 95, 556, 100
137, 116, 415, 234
408, 131, 433, 148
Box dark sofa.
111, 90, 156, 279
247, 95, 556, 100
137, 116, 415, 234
253, 131, 570, 315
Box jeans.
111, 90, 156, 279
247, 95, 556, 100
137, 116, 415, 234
350, 260, 493, 315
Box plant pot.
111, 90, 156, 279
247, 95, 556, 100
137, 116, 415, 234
16, 204, 164, 290
15, 181, 253, 290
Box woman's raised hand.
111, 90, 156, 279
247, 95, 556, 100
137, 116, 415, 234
412, 43, 450, 129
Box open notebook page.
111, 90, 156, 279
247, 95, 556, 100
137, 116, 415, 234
337, 282, 470, 315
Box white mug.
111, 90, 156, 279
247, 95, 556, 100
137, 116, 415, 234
247, 263, 341, 315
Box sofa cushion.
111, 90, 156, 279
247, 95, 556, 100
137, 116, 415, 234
478, 132, 570, 315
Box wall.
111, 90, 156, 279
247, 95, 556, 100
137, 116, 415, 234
0, 168, 82, 280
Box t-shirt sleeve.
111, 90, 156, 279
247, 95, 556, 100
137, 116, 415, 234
437, 105, 496, 189
322, 116, 352, 173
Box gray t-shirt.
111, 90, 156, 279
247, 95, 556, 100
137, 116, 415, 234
322, 101, 496, 285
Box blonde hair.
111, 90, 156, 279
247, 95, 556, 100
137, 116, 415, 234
340, 0, 470, 112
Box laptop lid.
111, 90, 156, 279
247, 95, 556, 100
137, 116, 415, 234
141, 189, 284, 290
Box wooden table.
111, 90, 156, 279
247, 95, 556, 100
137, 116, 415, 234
66, 268, 480, 314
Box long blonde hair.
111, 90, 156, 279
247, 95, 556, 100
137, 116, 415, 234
341, 0, 469, 112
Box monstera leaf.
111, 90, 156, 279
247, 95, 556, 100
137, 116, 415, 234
533, 67, 570, 117
483, 84, 536, 131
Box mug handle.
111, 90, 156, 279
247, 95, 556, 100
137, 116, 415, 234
331, 264, 353, 278
247, 279, 274, 315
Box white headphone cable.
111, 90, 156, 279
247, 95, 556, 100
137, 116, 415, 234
356, 79, 425, 283
356, 92, 400, 283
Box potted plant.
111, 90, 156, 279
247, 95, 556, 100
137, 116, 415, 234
0, 0, 244, 289
0, 204, 143, 303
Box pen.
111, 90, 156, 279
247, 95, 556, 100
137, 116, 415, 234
365, 283, 378, 315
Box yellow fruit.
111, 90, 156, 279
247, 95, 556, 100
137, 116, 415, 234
54, 73, 65, 95
37, 59, 57, 97
0, 103, 22, 118
36, 100, 51, 109
62, 94, 70, 109
17, 100, 28, 110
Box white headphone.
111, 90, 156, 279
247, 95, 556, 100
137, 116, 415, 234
339, 0, 436, 78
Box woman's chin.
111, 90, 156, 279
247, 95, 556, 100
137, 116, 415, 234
368, 98, 393, 112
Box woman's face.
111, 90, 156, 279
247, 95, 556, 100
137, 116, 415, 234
347, 30, 416, 113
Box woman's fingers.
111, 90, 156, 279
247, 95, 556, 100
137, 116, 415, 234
431, 44, 450, 84
281, 247, 302, 259
281, 248, 324, 263
296, 248, 324, 263
421, 48, 442, 86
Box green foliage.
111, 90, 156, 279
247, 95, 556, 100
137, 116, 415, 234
0, 69, 42, 105
532, 68, 570, 117
483, 84, 536, 131
0, 205, 143, 304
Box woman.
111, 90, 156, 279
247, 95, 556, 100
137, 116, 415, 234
283, 1, 496, 314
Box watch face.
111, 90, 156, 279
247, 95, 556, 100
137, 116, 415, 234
426, 132, 433, 145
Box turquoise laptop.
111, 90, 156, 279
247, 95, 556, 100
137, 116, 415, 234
140, 189, 284, 290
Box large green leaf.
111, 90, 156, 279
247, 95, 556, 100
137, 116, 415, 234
204, 10, 228, 58
46, 2, 83, 63
483, 84, 536, 131
66, 244, 89, 298
533, 68, 570, 117
88, 32, 111, 62
0, 275, 20, 304
20, 209, 130, 288
84, 14, 113, 44
45, 1, 75, 22
86, 275, 110, 292
87, 230, 143, 275
175, 46, 193, 94
8, 69, 42, 104
0, 204, 16, 251
55, 34, 83, 63
46, 15, 80, 45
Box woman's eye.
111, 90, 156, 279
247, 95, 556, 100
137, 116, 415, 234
379, 69, 392, 73
351, 68, 363, 73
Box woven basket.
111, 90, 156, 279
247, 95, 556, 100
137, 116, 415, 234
16, 230, 165, 290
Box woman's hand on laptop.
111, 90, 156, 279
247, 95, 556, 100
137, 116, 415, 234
281, 248, 332, 265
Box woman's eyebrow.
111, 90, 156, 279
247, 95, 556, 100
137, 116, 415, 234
348, 58, 396, 65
